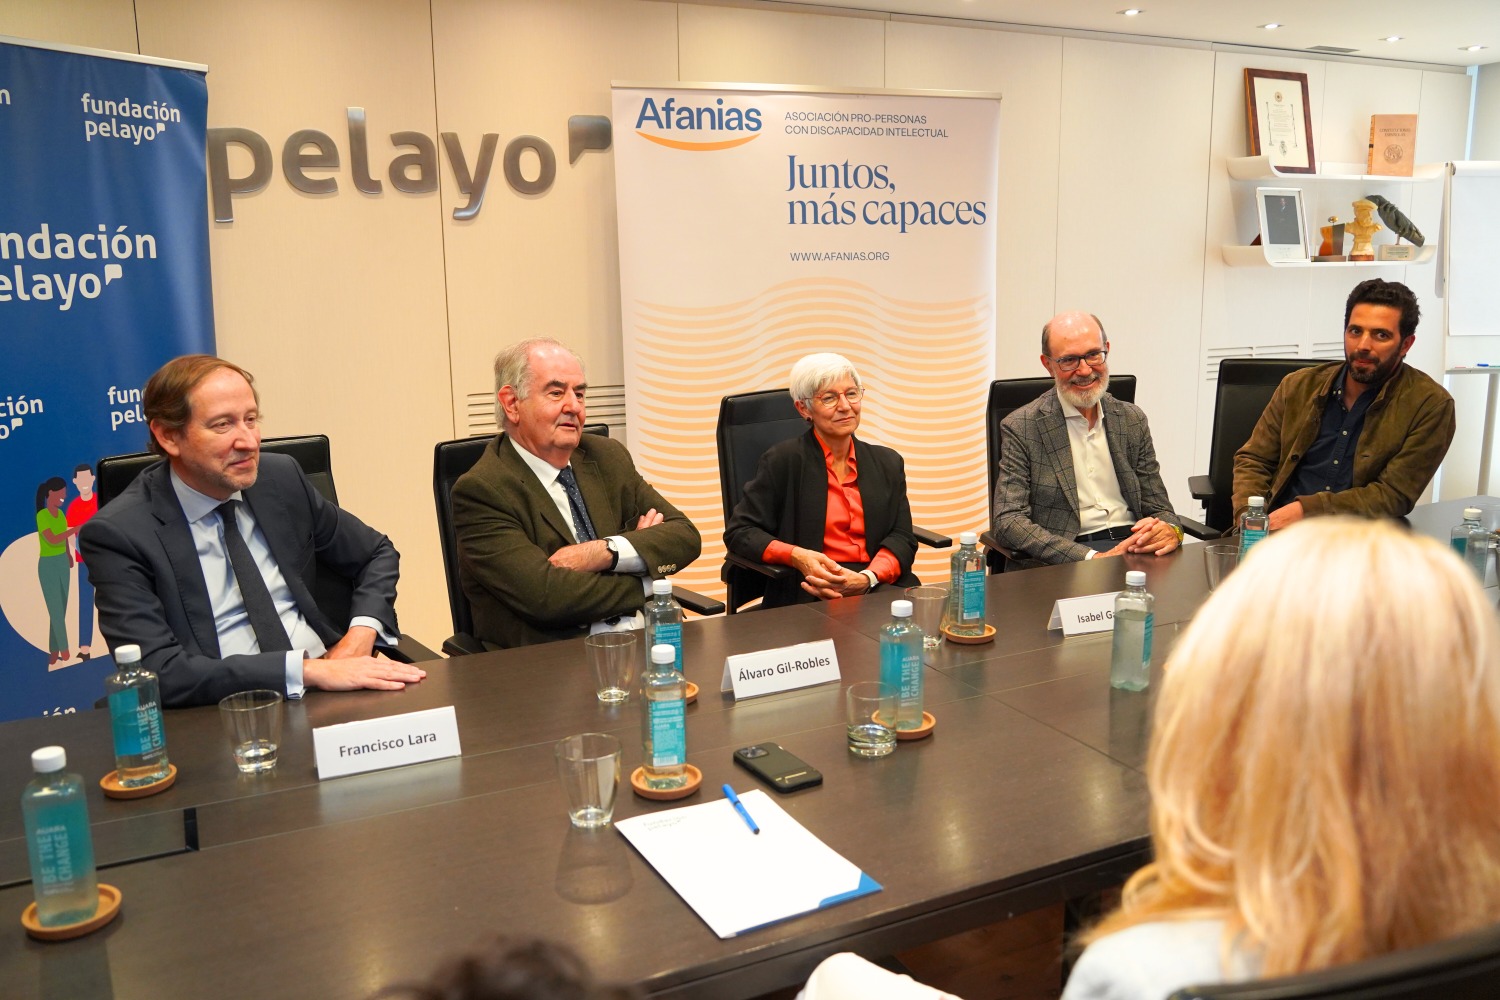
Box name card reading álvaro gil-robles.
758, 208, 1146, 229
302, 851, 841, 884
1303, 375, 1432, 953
720, 639, 840, 700
1047, 592, 1121, 637
312, 706, 461, 780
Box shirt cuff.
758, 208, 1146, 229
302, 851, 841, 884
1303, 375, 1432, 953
867, 549, 902, 584
285, 651, 306, 700
350, 616, 398, 647
763, 540, 796, 565
1084, 549, 1096, 560
607, 535, 645, 575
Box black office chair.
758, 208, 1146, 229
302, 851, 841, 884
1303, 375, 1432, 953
432, 427, 723, 656
1168, 920, 1500, 999
1181, 358, 1322, 539
978, 375, 1136, 572
95, 434, 436, 662
715, 389, 951, 614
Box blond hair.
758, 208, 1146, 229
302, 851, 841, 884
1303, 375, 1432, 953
1086, 517, 1500, 975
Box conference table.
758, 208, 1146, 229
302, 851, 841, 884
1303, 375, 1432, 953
0, 537, 1303, 999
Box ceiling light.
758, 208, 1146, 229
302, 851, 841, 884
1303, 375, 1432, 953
1260, 23, 1283, 31
1383, 36, 1402, 43
1118, 8, 1144, 15
1464, 44, 1488, 52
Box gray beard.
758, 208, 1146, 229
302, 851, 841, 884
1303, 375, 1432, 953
1060, 373, 1109, 409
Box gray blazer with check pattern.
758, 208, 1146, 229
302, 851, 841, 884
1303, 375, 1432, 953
991, 390, 1178, 568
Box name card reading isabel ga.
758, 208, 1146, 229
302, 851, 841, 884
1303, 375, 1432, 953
1047, 592, 1121, 637
720, 639, 840, 700
312, 706, 462, 780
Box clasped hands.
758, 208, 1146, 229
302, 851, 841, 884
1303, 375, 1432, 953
1095, 516, 1180, 558
791, 547, 870, 600
547, 509, 666, 572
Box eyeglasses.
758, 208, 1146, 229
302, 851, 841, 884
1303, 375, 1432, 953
807, 386, 865, 409
1048, 349, 1107, 373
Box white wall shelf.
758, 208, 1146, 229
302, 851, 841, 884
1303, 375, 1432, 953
1226, 155, 1444, 184
1221, 243, 1437, 268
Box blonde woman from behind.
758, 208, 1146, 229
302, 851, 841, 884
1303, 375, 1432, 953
1063, 516, 1500, 1000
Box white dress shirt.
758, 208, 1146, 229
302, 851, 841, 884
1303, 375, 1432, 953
1058, 387, 1132, 535
170, 469, 392, 698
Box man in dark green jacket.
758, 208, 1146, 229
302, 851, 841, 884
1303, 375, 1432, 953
1232, 279, 1455, 530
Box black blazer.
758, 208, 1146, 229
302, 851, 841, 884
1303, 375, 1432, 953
724, 429, 919, 608
79, 454, 400, 707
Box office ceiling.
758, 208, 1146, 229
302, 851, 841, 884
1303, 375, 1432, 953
797, 0, 1500, 68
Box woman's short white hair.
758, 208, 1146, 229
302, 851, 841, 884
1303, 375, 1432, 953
789, 353, 860, 405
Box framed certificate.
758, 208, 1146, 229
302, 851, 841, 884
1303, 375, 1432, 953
1245, 69, 1316, 174
1256, 187, 1309, 263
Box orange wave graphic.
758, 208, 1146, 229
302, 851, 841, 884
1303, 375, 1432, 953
635, 131, 760, 152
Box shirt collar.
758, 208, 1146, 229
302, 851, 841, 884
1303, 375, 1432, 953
812, 429, 857, 470
507, 434, 571, 486
169, 466, 244, 526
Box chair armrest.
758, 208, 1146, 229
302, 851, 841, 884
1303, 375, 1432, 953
1188, 474, 1215, 502
1179, 517, 1225, 541
379, 634, 440, 663
978, 529, 1016, 561
673, 586, 726, 617
725, 550, 796, 581
440, 633, 486, 658
914, 526, 952, 548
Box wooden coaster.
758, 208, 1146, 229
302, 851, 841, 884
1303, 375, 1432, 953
100, 763, 177, 799
684, 681, 699, 705
942, 623, 996, 645
875, 710, 937, 741
22, 883, 122, 941
630, 763, 702, 800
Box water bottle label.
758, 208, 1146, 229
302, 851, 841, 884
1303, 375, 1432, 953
898, 649, 922, 702
1453, 537, 1468, 555
648, 699, 686, 767
108, 689, 165, 757
961, 569, 984, 622
33, 824, 75, 887
1142, 612, 1154, 664
1239, 527, 1267, 558
651, 623, 683, 671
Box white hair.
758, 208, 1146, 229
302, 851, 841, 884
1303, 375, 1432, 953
788, 353, 860, 405
492, 338, 583, 429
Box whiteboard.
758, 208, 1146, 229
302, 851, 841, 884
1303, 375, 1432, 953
1443, 161, 1500, 337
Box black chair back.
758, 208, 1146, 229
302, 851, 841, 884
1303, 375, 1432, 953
1197, 359, 1322, 533
1169, 919, 1500, 999
432, 425, 610, 642
714, 390, 806, 613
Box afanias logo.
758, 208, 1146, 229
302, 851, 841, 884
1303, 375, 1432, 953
633, 96, 762, 151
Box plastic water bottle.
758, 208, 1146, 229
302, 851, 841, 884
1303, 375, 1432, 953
104, 643, 170, 787
22, 746, 99, 927
1452, 507, 1491, 582
880, 599, 925, 731
1109, 571, 1154, 692
1238, 496, 1269, 561
947, 531, 986, 637
642, 643, 687, 790
644, 578, 684, 672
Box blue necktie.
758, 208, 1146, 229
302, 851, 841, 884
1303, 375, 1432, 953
216, 501, 293, 653
556, 466, 598, 542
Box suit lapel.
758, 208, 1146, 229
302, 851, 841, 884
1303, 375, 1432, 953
853, 435, 891, 545
795, 431, 829, 549
1038, 394, 1079, 510
243, 467, 328, 636
499, 434, 577, 543
1100, 395, 1139, 510
571, 439, 617, 538
146, 465, 222, 658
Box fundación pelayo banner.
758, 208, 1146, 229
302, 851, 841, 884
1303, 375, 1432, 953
611, 85, 999, 600
0, 38, 214, 720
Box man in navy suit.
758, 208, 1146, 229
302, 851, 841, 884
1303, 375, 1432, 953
80, 355, 426, 707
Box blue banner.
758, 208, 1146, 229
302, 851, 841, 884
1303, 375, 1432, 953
0, 39, 213, 721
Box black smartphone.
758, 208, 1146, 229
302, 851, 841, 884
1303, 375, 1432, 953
732, 743, 823, 793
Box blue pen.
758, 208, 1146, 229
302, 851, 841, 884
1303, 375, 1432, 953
722, 784, 760, 835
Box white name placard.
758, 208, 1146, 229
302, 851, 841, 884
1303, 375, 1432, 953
313, 706, 462, 780
720, 638, 840, 700
1047, 592, 1121, 636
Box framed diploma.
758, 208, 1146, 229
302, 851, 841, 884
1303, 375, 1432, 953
1255, 187, 1309, 263
1245, 69, 1316, 174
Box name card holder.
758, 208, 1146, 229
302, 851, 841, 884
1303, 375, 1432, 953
720, 639, 840, 700
1047, 592, 1121, 637
313, 706, 462, 780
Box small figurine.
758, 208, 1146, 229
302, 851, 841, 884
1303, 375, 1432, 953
1347, 198, 1381, 261
1364, 194, 1425, 246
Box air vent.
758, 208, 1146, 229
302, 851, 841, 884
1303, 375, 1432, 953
463, 385, 627, 437
1204, 345, 1300, 380
1307, 45, 1360, 54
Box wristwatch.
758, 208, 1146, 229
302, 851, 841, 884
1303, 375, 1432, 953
603, 537, 620, 571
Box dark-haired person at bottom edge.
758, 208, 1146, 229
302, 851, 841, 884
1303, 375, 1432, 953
724, 352, 918, 609
79, 355, 425, 708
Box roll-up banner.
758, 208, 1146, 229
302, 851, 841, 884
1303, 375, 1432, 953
0, 37, 214, 720
611, 85, 1000, 600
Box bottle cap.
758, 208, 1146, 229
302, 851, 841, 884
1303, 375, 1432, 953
1248, 496, 1265, 508
959, 531, 978, 546
651, 643, 676, 664
1465, 507, 1483, 519
114, 643, 142, 665
32, 746, 66, 773
652, 578, 672, 596
1125, 571, 1146, 587
891, 599, 913, 618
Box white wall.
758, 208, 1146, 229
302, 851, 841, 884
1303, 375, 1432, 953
0, 1, 1479, 648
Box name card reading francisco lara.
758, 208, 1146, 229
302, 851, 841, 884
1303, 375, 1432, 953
312, 706, 462, 779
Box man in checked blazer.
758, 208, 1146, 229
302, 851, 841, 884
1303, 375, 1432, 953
991, 312, 1180, 569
